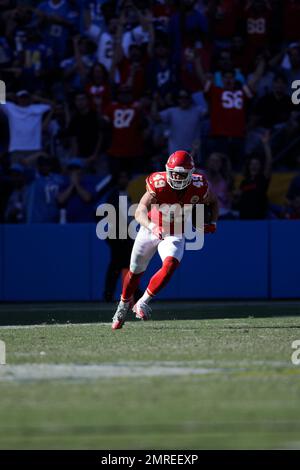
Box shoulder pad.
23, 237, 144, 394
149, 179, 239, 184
146, 172, 167, 196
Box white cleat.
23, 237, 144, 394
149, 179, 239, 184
133, 301, 152, 321
112, 302, 130, 330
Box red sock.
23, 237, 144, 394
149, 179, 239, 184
121, 270, 143, 302
121, 268, 129, 285
147, 256, 179, 297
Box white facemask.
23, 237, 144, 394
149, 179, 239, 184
166, 166, 193, 190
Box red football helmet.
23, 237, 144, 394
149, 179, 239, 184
165, 150, 195, 190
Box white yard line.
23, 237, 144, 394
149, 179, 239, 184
0, 323, 100, 330
0, 363, 224, 381
0, 359, 295, 382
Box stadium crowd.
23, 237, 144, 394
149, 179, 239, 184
1, 0, 300, 223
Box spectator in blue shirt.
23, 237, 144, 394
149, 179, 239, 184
36, 0, 79, 62
147, 39, 178, 108
57, 158, 96, 223
27, 153, 63, 223
83, 0, 109, 35
60, 35, 97, 93
0, 36, 13, 67
14, 28, 51, 94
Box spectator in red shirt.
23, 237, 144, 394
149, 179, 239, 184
242, 0, 272, 64
116, 44, 147, 99
103, 84, 148, 176
196, 54, 265, 167
180, 36, 212, 96
110, 7, 154, 100
85, 62, 111, 115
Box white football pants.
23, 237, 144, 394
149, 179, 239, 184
129, 226, 185, 274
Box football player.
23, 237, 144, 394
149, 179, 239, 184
112, 150, 219, 329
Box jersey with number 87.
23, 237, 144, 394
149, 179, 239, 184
104, 102, 144, 158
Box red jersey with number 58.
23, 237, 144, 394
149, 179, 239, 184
104, 102, 144, 158
146, 171, 209, 233
205, 81, 253, 138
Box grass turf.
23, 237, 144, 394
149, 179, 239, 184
0, 301, 300, 449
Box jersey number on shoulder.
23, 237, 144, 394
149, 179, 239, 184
113, 109, 135, 128
154, 179, 166, 188
192, 176, 204, 188
152, 174, 166, 188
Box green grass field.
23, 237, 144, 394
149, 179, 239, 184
1, 301, 300, 450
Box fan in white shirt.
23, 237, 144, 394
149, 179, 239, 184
0, 90, 52, 155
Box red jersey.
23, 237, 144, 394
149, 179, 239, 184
243, 4, 272, 51
205, 81, 253, 138
85, 82, 111, 113
118, 59, 146, 100
104, 102, 144, 158
180, 44, 211, 92
146, 171, 209, 234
